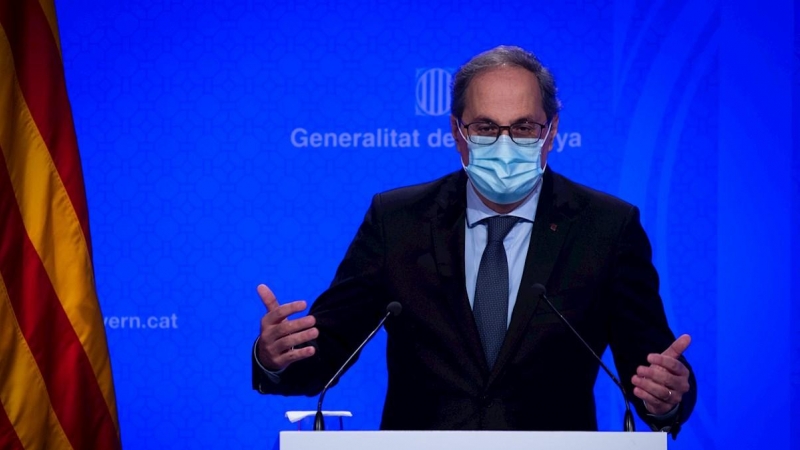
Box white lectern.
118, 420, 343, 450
279, 431, 667, 450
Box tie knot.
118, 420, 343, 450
483, 216, 519, 242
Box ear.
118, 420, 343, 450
450, 116, 462, 145
451, 115, 470, 165
451, 115, 468, 150
543, 114, 560, 154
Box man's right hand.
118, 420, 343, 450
256, 284, 318, 371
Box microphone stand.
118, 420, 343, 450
532, 283, 636, 432
314, 302, 402, 430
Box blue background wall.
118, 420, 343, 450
55, 1, 798, 448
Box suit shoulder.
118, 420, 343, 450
373, 170, 463, 213
552, 171, 636, 219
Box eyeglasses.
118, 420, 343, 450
460, 120, 549, 146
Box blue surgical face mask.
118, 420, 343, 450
459, 126, 550, 205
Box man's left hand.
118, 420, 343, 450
631, 334, 692, 415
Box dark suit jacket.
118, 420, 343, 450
253, 168, 696, 433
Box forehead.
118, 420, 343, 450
462, 66, 544, 123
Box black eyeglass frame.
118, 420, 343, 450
459, 120, 550, 146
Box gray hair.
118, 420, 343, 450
451, 45, 561, 122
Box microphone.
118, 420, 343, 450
314, 301, 403, 431
531, 283, 636, 432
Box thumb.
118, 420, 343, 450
662, 334, 691, 359
257, 284, 279, 312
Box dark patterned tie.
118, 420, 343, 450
473, 215, 519, 368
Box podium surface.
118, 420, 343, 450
280, 430, 667, 450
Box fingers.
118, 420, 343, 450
631, 383, 672, 415
258, 307, 318, 371
275, 345, 317, 367
635, 335, 691, 412
647, 353, 689, 376
636, 365, 671, 387
262, 314, 316, 339
263, 300, 308, 325
255, 284, 320, 371
258, 324, 319, 370
260, 314, 316, 350
662, 334, 691, 359
636, 364, 690, 396
272, 326, 320, 354
256, 284, 310, 324
632, 373, 681, 405
257, 284, 279, 312
257, 337, 317, 371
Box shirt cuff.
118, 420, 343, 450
253, 338, 284, 383
645, 401, 679, 421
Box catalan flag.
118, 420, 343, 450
0, 1, 121, 449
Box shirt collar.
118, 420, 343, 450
465, 177, 542, 228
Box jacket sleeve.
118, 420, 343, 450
606, 206, 697, 437
252, 193, 389, 397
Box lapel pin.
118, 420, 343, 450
550, 223, 558, 232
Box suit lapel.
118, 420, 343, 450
429, 171, 490, 375
488, 169, 576, 386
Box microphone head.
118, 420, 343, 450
531, 283, 547, 298
386, 301, 403, 317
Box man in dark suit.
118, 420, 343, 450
252, 45, 696, 435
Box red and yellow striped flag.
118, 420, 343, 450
0, 1, 121, 449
